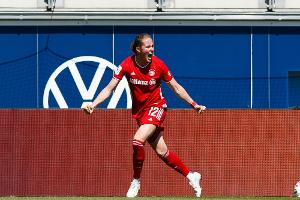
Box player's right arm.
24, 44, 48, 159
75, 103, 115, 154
83, 77, 120, 114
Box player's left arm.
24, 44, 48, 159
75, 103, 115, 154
166, 78, 206, 114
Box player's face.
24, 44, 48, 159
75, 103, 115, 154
137, 37, 154, 63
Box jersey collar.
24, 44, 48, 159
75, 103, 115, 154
134, 55, 150, 69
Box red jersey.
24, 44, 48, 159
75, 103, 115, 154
114, 55, 173, 119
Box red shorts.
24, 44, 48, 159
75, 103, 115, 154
136, 106, 167, 127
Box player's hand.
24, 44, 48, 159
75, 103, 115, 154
82, 105, 94, 115
194, 104, 206, 114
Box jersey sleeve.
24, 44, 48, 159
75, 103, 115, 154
161, 61, 173, 82
113, 63, 126, 80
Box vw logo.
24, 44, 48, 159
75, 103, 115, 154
43, 56, 132, 109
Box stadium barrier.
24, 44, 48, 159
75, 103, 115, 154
0, 109, 299, 197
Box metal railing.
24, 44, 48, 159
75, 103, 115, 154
18, 0, 300, 13
155, 0, 276, 12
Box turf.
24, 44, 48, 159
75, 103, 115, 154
0, 197, 297, 200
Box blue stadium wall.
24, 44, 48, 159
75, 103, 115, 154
0, 26, 300, 109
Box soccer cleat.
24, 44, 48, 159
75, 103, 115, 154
126, 179, 140, 198
187, 172, 202, 197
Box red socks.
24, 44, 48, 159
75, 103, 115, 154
132, 139, 189, 179
132, 139, 145, 179
160, 150, 190, 177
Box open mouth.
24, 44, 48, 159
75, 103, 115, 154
147, 52, 153, 61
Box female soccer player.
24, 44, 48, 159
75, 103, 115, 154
83, 33, 206, 197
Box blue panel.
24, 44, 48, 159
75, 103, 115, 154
0, 27, 37, 108
288, 72, 300, 108
252, 27, 270, 108
38, 26, 115, 108
154, 26, 251, 108
0, 25, 300, 109
269, 27, 300, 108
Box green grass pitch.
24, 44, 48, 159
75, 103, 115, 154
0, 197, 297, 200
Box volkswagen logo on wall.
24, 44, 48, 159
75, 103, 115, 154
43, 56, 132, 109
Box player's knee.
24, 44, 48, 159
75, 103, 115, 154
157, 149, 169, 158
